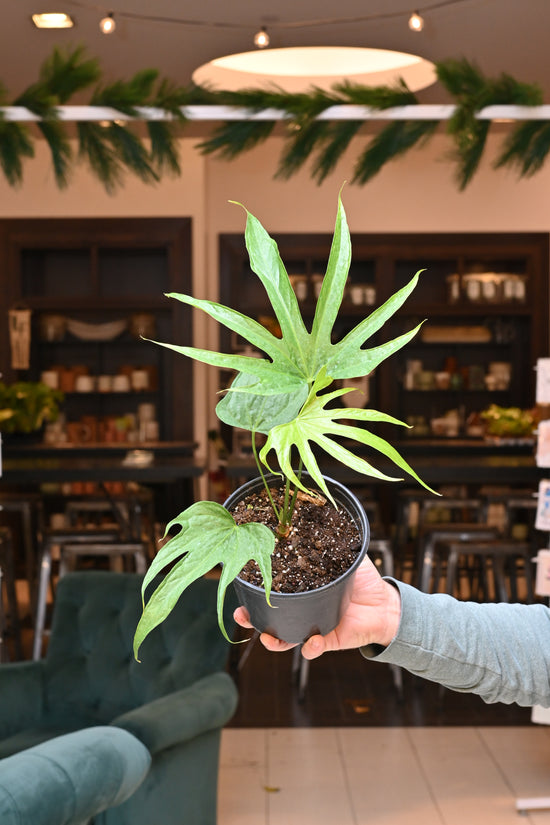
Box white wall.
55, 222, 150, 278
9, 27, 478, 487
1, 131, 550, 457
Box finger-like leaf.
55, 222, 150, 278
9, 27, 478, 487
237, 204, 311, 373
165, 291, 300, 371
323, 271, 423, 377
326, 322, 424, 379
134, 501, 275, 658
147, 338, 306, 394
310, 190, 351, 356
259, 383, 436, 504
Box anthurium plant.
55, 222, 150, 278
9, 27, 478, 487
133, 192, 435, 658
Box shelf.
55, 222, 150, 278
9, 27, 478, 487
0, 216, 193, 442
220, 229, 548, 458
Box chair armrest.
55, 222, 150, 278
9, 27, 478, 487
0, 661, 45, 736
111, 671, 238, 755
0, 726, 151, 825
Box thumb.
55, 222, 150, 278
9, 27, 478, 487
301, 634, 327, 660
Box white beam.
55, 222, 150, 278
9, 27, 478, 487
1, 104, 550, 122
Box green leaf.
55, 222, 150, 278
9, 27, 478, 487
259, 379, 436, 504
165, 291, 300, 373
134, 501, 275, 658
309, 190, 351, 356
147, 338, 308, 396
216, 371, 308, 434
239, 206, 311, 372
324, 271, 423, 378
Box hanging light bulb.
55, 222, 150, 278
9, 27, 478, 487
408, 11, 424, 31
99, 12, 116, 34
253, 27, 270, 49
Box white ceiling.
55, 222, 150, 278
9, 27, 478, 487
2, 0, 550, 107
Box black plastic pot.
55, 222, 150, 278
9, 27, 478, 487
224, 474, 370, 644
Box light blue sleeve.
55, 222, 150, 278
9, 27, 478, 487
361, 580, 550, 707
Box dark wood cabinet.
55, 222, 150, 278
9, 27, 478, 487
0, 218, 193, 442
219, 231, 549, 445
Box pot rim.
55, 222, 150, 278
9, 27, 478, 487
225, 472, 370, 598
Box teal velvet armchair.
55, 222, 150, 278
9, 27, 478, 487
0, 726, 151, 825
0, 571, 239, 825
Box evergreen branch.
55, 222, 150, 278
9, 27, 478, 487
199, 120, 275, 158
39, 120, 72, 187
276, 120, 331, 179
353, 120, 438, 184
91, 68, 160, 114
0, 122, 34, 186
437, 58, 543, 189
311, 120, 364, 183
496, 120, 550, 176
147, 121, 181, 175
105, 122, 159, 184
12, 45, 101, 188
210, 85, 339, 116
77, 122, 124, 194
36, 45, 101, 103
334, 78, 418, 108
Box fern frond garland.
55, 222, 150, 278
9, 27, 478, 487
1, 46, 550, 192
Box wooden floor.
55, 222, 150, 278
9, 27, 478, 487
218, 727, 550, 825
228, 632, 531, 728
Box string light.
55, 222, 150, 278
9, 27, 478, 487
253, 27, 270, 49
99, 12, 116, 34
62, 0, 474, 32
408, 11, 425, 31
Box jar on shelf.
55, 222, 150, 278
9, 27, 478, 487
446, 273, 460, 303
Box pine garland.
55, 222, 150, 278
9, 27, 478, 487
1, 46, 550, 192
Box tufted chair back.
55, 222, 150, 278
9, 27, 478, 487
43, 571, 235, 727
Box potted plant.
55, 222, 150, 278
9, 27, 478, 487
0, 380, 63, 436
134, 192, 435, 657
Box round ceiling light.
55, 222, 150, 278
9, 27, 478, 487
192, 46, 436, 93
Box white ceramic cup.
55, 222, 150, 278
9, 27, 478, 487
75, 374, 95, 392
112, 374, 130, 392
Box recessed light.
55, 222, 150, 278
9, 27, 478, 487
31, 12, 74, 29
193, 47, 436, 93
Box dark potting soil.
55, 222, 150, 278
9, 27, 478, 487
230, 485, 361, 593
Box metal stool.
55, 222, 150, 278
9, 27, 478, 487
419, 524, 499, 592
33, 526, 123, 660
446, 540, 534, 602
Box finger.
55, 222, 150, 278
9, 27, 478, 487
259, 632, 297, 653
301, 634, 327, 660
233, 606, 253, 628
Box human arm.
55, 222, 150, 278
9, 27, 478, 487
234, 556, 550, 707
365, 580, 550, 707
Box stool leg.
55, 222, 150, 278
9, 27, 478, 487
134, 549, 147, 574
492, 555, 509, 603
33, 547, 53, 661
445, 549, 459, 596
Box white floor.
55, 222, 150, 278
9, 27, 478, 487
218, 727, 550, 824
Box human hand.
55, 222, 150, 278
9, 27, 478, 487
233, 556, 401, 660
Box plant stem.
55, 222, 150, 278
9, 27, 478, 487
252, 430, 282, 524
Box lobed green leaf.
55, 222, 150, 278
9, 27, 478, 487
134, 501, 275, 658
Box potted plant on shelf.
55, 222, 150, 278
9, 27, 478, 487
134, 192, 436, 657
0, 380, 63, 437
